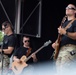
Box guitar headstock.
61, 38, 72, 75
43, 40, 52, 47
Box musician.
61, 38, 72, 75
13, 36, 38, 75
0, 21, 17, 75
52, 4, 76, 74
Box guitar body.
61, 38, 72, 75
54, 43, 60, 60
12, 56, 28, 75
54, 35, 61, 60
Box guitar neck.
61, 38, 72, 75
25, 45, 45, 62
57, 34, 62, 43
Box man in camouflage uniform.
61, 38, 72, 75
0, 21, 17, 75
52, 4, 76, 75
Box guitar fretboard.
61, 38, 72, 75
25, 45, 45, 62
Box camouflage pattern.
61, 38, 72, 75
56, 44, 76, 75
0, 54, 10, 75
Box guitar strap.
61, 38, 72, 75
64, 18, 76, 30
26, 47, 32, 57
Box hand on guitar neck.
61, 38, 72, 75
31, 53, 38, 62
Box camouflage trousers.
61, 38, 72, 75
56, 44, 76, 75
0, 54, 10, 75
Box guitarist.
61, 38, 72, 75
52, 4, 76, 74
13, 36, 38, 75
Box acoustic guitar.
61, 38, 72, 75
12, 40, 51, 75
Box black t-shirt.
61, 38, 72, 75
60, 20, 76, 47
3, 34, 17, 57
14, 47, 28, 59
14, 46, 34, 64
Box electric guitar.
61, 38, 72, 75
12, 40, 51, 75
54, 16, 76, 60
54, 16, 67, 60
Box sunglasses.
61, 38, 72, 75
66, 6, 76, 10
25, 40, 30, 43
2, 26, 8, 30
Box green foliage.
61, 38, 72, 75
0, 31, 4, 44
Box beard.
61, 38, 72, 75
66, 14, 72, 16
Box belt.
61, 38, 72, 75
60, 44, 76, 49
64, 44, 76, 47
